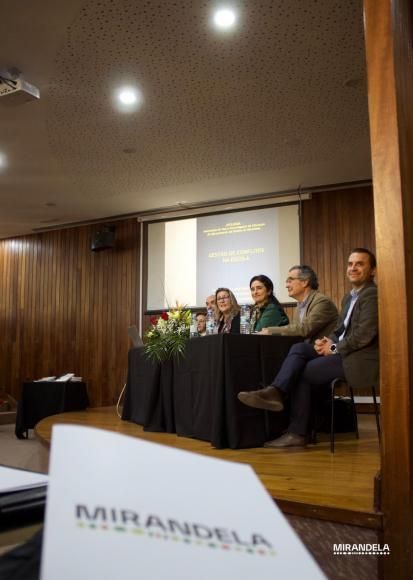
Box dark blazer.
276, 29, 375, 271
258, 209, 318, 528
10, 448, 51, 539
332, 281, 379, 388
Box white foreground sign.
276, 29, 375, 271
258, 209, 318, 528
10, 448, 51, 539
41, 425, 324, 579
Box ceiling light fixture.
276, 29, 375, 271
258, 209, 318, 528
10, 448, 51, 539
0, 152, 7, 169
213, 7, 237, 30
114, 86, 143, 113
119, 89, 137, 105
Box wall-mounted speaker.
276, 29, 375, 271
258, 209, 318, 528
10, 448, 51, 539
91, 226, 115, 252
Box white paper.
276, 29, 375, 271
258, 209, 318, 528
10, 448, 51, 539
0, 465, 48, 493
41, 426, 325, 580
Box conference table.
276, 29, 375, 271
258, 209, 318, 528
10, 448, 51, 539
122, 334, 300, 449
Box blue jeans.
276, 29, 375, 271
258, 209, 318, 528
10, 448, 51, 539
271, 342, 345, 435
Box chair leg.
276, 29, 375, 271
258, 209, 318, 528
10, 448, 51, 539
330, 378, 360, 452
330, 379, 340, 453
329, 380, 378, 451
371, 386, 381, 442
309, 425, 317, 445
349, 385, 360, 439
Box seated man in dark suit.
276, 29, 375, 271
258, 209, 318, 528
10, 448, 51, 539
238, 248, 378, 448
259, 265, 339, 343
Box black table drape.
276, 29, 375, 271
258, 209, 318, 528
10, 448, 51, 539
122, 334, 300, 449
15, 381, 89, 439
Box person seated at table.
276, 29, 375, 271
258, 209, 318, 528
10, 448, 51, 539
205, 294, 216, 310
250, 275, 289, 332
259, 265, 339, 343
238, 248, 378, 447
215, 288, 240, 334
196, 312, 207, 336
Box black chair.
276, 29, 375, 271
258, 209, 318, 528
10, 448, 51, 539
332, 379, 381, 452
311, 379, 381, 453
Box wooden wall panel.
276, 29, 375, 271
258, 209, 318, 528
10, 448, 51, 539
0, 186, 375, 407
364, 0, 413, 576
301, 185, 375, 307
0, 220, 140, 406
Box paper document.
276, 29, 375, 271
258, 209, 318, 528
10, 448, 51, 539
41, 426, 325, 579
0, 465, 48, 493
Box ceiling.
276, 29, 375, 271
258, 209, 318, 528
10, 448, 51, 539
0, 0, 371, 239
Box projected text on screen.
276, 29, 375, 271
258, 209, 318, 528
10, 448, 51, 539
146, 205, 300, 310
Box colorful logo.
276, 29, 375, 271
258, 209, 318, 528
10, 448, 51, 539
76, 504, 276, 557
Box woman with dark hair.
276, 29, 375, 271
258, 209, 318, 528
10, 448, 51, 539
249, 275, 289, 332
214, 287, 241, 334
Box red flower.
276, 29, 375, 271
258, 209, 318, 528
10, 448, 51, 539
150, 316, 158, 325
160, 311, 169, 321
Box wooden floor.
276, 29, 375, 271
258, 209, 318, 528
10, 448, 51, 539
35, 407, 381, 529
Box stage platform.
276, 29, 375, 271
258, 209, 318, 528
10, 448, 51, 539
35, 407, 381, 529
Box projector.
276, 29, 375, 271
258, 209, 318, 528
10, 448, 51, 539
0, 76, 40, 105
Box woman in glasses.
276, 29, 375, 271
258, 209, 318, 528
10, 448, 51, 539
250, 275, 289, 332
214, 288, 241, 334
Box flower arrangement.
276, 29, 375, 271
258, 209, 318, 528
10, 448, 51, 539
144, 304, 192, 362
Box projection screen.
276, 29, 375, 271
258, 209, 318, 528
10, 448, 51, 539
146, 204, 301, 310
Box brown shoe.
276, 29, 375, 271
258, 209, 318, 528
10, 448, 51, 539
264, 432, 306, 448
237, 386, 284, 412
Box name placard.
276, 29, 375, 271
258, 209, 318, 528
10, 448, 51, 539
41, 426, 324, 579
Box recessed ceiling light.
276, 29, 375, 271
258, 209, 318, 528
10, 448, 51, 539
114, 86, 143, 112
0, 152, 7, 169
119, 89, 137, 105
213, 7, 237, 30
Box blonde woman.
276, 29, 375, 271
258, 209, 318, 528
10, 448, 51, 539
214, 288, 241, 334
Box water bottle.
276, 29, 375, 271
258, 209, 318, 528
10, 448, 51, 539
190, 312, 198, 338
206, 308, 215, 335
240, 305, 251, 335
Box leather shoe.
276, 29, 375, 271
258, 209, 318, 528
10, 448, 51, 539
264, 432, 306, 448
237, 386, 284, 412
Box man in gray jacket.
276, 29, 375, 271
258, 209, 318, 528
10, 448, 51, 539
238, 249, 378, 448
260, 265, 338, 343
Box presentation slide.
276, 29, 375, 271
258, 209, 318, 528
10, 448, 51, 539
146, 205, 300, 310
197, 209, 280, 304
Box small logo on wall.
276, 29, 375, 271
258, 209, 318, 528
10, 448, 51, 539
76, 504, 276, 557
333, 543, 390, 556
